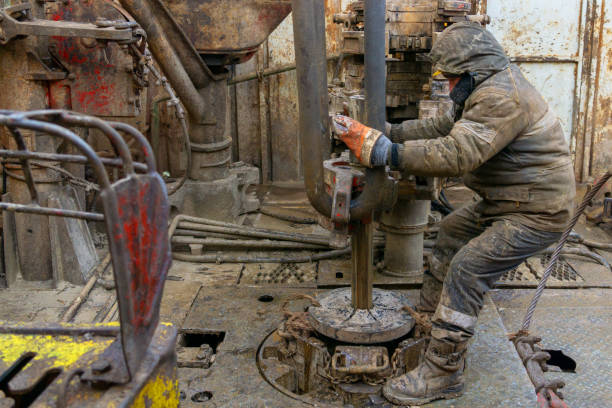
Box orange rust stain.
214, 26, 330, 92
325, 0, 343, 55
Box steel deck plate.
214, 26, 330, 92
179, 287, 536, 407
493, 289, 612, 408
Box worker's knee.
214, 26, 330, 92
446, 249, 481, 289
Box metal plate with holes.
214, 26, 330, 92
495, 295, 612, 408
240, 262, 317, 286
496, 255, 592, 288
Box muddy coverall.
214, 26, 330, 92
387, 23, 576, 342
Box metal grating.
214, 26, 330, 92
541, 255, 582, 282
499, 265, 534, 282
253, 263, 308, 284
499, 256, 584, 283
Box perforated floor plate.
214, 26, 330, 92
493, 289, 612, 408
494, 255, 612, 288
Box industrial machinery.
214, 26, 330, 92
327, 0, 489, 279
0, 0, 290, 286
0, 110, 177, 407
256, 1, 490, 405
0, 1, 586, 407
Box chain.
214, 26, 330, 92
320, 351, 388, 386
363, 374, 387, 386
126, 42, 191, 195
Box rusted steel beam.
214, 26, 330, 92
0, 12, 133, 44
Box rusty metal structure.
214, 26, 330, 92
0, 110, 176, 407
0, 1, 609, 407
252, 1, 492, 404
114, 0, 291, 221
292, 0, 482, 331
0, 0, 292, 287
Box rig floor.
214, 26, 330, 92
1, 184, 611, 407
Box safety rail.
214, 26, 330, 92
0, 109, 171, 384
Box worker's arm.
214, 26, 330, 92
396, 89, 528, 176
333, 88, 528, 171
387, 108, 455, 143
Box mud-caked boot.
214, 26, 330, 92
382, 337, 467, 406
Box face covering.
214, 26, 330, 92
449, 73, 475, 106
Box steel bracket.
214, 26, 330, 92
0, 8, 133, 45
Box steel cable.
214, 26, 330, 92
520, 171, 612, 332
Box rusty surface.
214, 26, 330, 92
43, 0, 142, 117
0, 322, 177, 407
0, 110, 171, 383
162, 0, 291, 59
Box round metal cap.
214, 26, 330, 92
308, 288, 415, 344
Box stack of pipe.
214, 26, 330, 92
169, 214, 355, 263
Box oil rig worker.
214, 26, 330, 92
333, 21, 575, 406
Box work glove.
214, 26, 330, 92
332, 115, 392, 168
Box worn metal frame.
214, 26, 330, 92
0, 109, 171, 386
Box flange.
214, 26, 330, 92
308, 288, 415, 344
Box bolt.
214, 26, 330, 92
91, 360, 111, 374
67, 73, 76, 80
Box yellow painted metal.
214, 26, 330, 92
0, 333, 113, 370
0, 322, 178, 407
131, 370, 180, 408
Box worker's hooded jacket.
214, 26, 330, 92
389, 22, 575, 231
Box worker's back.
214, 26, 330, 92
464, 64, 576, 231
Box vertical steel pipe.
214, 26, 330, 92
350, 0, 387, 309
351, 221, 374, 309
364, 0, 387, 132
291, 0, 333, 217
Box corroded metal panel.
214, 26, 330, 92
488, 0, 582, 57
487, 0, 587, 176
161, 0, 291, 57
516, 62, 577, 140
587, 0, 612, 179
